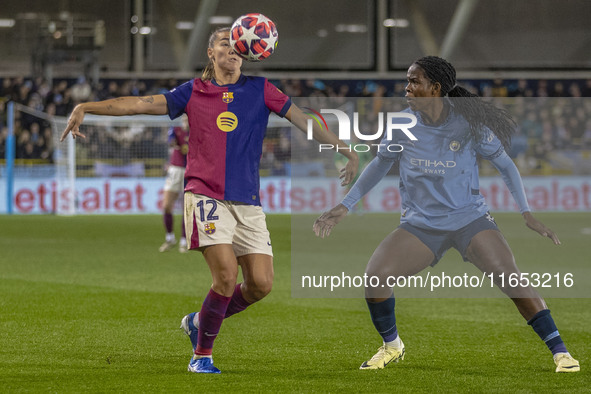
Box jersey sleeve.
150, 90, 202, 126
164, 80, 194, 120
342, 156, 394, 210
474, 127, 504, 160
376, 134, 402, 162
264, 80, 291, 117
490, 151, 531, 213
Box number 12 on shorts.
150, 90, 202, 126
196, 199, 219, 221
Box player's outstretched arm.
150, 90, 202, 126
489, 151, 560, 245
522, 211, 561, 245
285, 103, 359, 186
313, 203, 349, 238
60, 95, 168, 141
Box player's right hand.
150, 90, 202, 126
60, 104, 87, 142
313, 203, 349, 238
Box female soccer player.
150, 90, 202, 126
313, 56, 579, 373
159, 114, 189, 253
61, 27, 359, 374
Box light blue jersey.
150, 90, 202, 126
342, 106, 530, 231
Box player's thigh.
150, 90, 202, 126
365, 227, 434, 279
163, 190, 179, 211
465, 230, 517, 274
466, 229, 541, 298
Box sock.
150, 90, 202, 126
195, 289, 231, 356
164, 212, 173, 233
385, 336, 402, 349
181, 216, 186, 238
225, 284, 252, 318
165, 232, 175, 243
366, 295, 398, 343
527, 309, 568, 355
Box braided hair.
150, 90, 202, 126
413, 56, 515, 151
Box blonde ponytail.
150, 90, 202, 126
201, 59, 216, 81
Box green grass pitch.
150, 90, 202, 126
0, 213, 589, 392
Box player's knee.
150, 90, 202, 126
250, 276, 273, 301
213, 269, 239, 292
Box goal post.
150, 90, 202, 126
6, 103, 76, 215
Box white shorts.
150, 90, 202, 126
184, 192, 273, 257
163, 165, 185, 192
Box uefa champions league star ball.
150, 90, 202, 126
230, 13, 278, 61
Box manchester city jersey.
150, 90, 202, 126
378, 107, 504, 231
164, 75, 291, 205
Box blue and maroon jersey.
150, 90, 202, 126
164, 75, 291, 205
167, 126, 189, 167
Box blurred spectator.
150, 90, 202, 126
582, 79, 591, 97
568, 117, 584, 141
491, 78, 508, 97
0, 78, 12, 98
536, 80, 549, 97
509, 79, 530, 97
553, 118, 571, 149
568, 82, 582, 97
520, 110, 542, 138
550, 81, 568, 97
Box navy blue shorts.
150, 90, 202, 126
399, 212, 499, 266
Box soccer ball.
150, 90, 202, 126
230, 13, 278, 61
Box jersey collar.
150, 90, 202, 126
211, 74, 246, 87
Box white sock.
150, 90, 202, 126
180, 237, 187, 247
165, 233, 175, 243
385, 335, 401, 348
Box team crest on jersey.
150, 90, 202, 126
222, 92, 234, 103
449, 141, 461, 151
204, 223, 216, 235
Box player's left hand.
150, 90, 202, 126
313, 203, 349, 238
523, 212, 561, 245
339, 154, 359, 186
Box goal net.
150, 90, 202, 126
7, 103, 292, 215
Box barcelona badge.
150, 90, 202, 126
222, 92, 234, 103
204, 223, 216, 235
